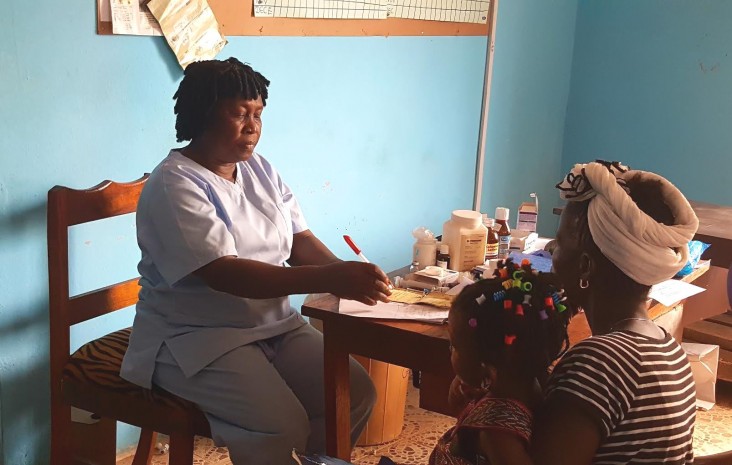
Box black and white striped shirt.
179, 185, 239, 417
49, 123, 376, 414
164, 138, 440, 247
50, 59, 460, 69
546, 329, 696, 464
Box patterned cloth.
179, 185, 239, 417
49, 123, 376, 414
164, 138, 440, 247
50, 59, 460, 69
428, 395, 532, 465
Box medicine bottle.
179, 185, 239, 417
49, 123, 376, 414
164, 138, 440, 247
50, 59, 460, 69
436, 244, 451, 270
411, 227, 437, 270
484, 217, 499, 261
495, 207, 511, 259
442, 210, 488, 272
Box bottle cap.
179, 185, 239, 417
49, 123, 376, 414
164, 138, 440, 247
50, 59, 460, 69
495, 207, 510, 221
439, 244, 449, 254
483, 217, 495, 227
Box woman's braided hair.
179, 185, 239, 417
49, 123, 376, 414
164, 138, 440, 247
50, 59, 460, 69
451, 259, 578, 380
173, 57, 270, 142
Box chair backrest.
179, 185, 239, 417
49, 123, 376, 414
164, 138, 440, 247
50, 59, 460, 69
47, 175, 148, 392
728, 263, 732, 310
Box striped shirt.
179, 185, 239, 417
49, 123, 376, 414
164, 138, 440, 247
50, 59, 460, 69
546, 329, 696, 464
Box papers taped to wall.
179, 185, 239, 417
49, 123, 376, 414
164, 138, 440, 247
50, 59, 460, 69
682, 342, 719, 410
148, 0, 227, 69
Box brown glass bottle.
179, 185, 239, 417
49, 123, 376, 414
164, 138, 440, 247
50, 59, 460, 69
495, 207, 511, 259
484, 218, 499, 261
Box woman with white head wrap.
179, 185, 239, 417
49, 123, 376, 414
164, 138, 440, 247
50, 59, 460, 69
482, 161, 699, 465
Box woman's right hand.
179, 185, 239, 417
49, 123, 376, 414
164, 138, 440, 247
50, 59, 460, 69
322, 261, 391, 305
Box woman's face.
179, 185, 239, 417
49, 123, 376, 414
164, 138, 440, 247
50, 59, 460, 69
202, 96, 263, 162
552, 204, 586, 305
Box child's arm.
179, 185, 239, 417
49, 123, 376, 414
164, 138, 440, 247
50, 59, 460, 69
478, 392, 602, 465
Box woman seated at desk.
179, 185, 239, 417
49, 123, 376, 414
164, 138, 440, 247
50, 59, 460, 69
120, 57, 392, 465
479, 161, 700, 464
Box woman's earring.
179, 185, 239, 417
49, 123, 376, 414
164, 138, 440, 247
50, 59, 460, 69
579, 278, 589, 289
481, 378, 492, 391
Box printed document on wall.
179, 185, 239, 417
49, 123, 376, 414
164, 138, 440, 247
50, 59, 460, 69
254, 0, 386, 19
109, 0, 163, 36
148, 0, 227, 69
383, 0, 489, 23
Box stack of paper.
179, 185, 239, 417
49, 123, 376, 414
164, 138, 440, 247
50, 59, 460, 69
338, 299, 448, 324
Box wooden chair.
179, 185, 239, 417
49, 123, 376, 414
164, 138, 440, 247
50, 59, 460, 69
48, 175, 211, 465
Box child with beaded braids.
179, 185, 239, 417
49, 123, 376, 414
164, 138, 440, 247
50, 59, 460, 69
429, 259, 577, 465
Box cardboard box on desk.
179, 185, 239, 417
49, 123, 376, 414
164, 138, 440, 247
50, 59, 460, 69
517, 201, 538, 232
682, 342, 719, 410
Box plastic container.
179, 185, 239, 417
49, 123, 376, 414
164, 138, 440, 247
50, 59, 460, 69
495, 207, 511, 259
442, 210, 488, 272
412, 227, 437, 270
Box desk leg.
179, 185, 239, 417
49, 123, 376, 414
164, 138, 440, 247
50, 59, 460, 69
323, 322, 352, 460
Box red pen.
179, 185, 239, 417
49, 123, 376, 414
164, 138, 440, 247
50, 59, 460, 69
343, 235, 370, 263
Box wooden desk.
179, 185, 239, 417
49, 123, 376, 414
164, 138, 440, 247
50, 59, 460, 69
691, 201, 732, 269
303, 263, 709, 460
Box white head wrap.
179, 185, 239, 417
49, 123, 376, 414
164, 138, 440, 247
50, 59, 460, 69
556, 161, 699, 286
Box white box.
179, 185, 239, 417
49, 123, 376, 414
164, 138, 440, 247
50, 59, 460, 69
682, 342, 719, 410
509, 230, 538, 253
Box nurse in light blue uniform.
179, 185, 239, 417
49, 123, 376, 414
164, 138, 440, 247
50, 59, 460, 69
120, 58, 391, 465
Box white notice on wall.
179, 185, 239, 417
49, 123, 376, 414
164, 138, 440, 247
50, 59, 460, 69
148, 0, 227, 69
110, 0, 163, 36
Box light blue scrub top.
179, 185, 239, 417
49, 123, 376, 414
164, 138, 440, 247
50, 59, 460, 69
121, 150, 308, 388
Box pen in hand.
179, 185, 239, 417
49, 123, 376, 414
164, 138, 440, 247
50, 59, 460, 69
343, 235, 393, 290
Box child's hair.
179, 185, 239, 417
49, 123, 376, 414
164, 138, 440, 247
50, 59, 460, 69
450, 259, 577, 380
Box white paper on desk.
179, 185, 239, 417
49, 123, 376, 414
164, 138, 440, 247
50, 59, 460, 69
338, 299, 448, 324
649, 279, 705, 307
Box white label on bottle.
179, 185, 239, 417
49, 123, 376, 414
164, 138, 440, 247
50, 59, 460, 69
460, 233, 487, 270
498, 235, 511, 258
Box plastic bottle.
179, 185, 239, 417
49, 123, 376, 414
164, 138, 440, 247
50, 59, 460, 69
441, 210, 488, 272
412, 227, 437, 270
436, 244, 451, 270
484, 217, 499, 261
495, 207, 511, 259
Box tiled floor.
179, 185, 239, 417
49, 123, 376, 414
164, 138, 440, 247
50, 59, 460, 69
118, 381, 732, 465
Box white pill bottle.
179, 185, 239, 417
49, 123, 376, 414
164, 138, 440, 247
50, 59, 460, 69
442, 210, 488, 272
411, 227, 437, 270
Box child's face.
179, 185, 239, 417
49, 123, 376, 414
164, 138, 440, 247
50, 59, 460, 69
448, 308, 487, 387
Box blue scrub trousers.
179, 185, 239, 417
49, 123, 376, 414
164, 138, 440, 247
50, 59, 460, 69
152, 323, 376, 465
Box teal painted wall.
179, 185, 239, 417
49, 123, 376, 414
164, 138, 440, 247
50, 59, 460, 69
562, 0, 732, 206
480, 0, 579, 236
0, 0, 488, 462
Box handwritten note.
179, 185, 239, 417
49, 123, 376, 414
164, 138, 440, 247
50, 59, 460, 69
649, 279, 705, 307
338, 299, 448, 324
